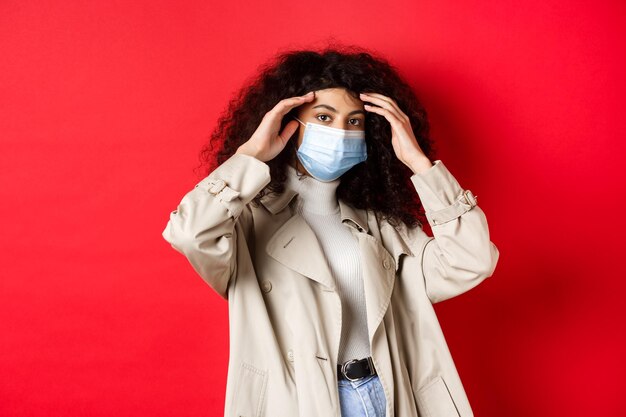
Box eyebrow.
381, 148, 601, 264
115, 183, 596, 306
312, 104, 365, 116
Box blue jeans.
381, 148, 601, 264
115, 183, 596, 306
337, 374, 387, 417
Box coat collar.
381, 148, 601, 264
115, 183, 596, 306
262, 185, 415, 352
259, 186, 415, 272
259, 187, 370, 233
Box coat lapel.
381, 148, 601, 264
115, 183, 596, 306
261, 187, 414, 342
265, 212, 337, 289
354, 232, 396, 343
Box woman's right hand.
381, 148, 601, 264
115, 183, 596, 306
235, 91, 315, 162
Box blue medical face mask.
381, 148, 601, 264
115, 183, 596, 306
293, 116, 368, 182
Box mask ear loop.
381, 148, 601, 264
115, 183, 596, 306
285, 116, 306, 174
286, 117, 305, 176
293, 116, 306, 127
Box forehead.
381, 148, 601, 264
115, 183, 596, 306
302, 88, 362, 111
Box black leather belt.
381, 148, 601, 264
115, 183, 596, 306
337, 357, 377, 381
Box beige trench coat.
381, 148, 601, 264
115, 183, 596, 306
162, 153, 499, 417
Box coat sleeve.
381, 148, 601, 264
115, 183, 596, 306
408, 159, 500, 304
162, 153, 271, 300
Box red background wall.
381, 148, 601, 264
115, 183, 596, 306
1, 1, 624, 416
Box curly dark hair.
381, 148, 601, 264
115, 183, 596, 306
195, 42, 437, 230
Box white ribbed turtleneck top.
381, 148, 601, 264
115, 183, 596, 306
284, 163, 370, 364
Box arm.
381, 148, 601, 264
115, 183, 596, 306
162, 153, 271, 300
409, 160, 500, 304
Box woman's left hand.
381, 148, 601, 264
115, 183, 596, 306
360, 92, 433, 175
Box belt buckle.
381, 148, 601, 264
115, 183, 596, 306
341, 359, 361, 382
366, 356, 375, 374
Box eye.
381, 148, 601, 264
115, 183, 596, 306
316, 114, 331, 122
349, 118, 362, 126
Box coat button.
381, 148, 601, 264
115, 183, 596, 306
383, 258, 392, 270
261, 280, 272, 293
287, 349, 294, 362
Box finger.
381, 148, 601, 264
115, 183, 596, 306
361, 93, 406, 122
271, 92, 315, 117
363, 103, 404, 128
278, 120, 299, 146
360, 93, 409, 123
361, 92, 402, 114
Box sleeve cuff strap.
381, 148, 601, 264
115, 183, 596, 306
428, 189, 478, 226
409, 159, 479, 226
193, 153, 271, 218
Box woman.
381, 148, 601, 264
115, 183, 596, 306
162, 45, 499, 417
